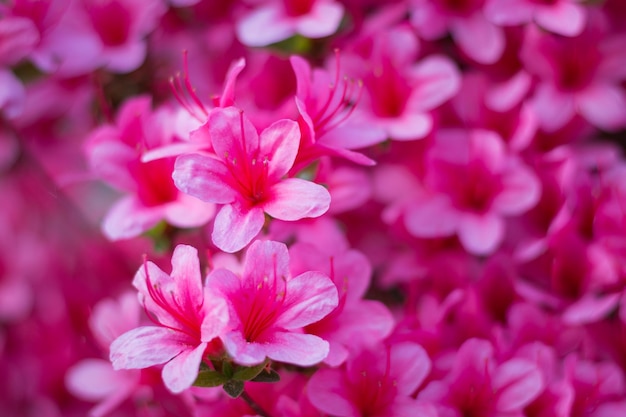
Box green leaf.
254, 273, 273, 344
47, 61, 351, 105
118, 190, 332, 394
251, 369, 280, 383
222, 360, 234, 378
193, 370, 229, 388
233, 360, 269, 381
223, 380, 245, 398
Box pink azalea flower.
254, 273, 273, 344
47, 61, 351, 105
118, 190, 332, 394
410, 0, 505, 64
206, 240, 338, 366
420, 338, 545, 417
289, 241, 394, 366
236, 0, 344, 47
110, 245, 229, 393
173, 107, 331, 253
290, 53, 384, 170
344, 24, 460, 141
31, 0, 166, 75
85, 96, 215, 240
521, 23, 626, 132
66, 293, 142, 417
405, 129, 541, 255
485, 0, 586, 37
308, 342, 436, 417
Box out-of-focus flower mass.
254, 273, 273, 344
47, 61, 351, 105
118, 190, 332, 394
2, 0, 626, 416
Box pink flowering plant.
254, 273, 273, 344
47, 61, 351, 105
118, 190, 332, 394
3, 0, 626, 416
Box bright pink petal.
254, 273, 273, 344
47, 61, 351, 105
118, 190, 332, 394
577, 83, 626, 132
485, 71, 532, 112
219, 57, 246, 108
65, 359, 136, 401
319, 120, 387, 150
531, 84, 576, 132
296, 2, 344, 39
458, 213, 504, 255
104, 41, 147, 73
308, 369, 358, 417
236, 5, 295, 47
86, 129, 137, 191
161, 342, 207, 393
408, 55, 461, 111
410, 1, 449, 40
452, 13, 504, 64
173, 153, 237, 204
209, 107, 260, 158
562, 293, 621, 325
484, 0, 533, 25
492, 163, 541, 215
212, 204, 265, 253
242, 240, 291, 287
535, 2, 586, 37
390, 342, 431, 395
265, 331, 330, 366
385, 113, 433, 141
332, 301, 395, 348
277, 271, 337, 329
0, 69, 24, 119
494, 359, 545, 412
291, 55, 312, 99
405, 196, 458, 238
110, 326, 191, 370
264, 178, 331, 221
200, 293, 230, 341
222, 330, 268, 366
102, 196, 164, 240
89, 292, 140, 349
168, 245, 203, 308
164, 193, 215, 228
260, 119, 300, 180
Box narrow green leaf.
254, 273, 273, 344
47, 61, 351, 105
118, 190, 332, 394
193, 370, 229, 388
251, 369, 280, 383
233, 360, 268, 381
223, 380, 245, 398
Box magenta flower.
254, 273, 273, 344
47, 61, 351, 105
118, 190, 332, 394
308, 342, 435, 417
405, 129, 541, 255
289, 241, 394, 366
236, 0, 344, 47
206, 240, 338, 366
173, 107, 331, 253
420, 339, 545, 417
521, 23, 626, 132
110, 245, 229, 394
85, 96, 215, 240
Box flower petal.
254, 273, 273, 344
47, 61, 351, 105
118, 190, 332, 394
260, 119, 300, 180
264, 178, 331, 221
173, 153, 237, 204
212, 204, 265, 253
265, 331, 330, 366
458, 213, 504, 255
277, 271, 338, 329
162, 342, 207, 393
110, 326, 191, 370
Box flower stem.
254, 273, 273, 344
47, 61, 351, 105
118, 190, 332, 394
240, 390, 272, 417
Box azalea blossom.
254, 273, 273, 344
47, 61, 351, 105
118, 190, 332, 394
308, 342, 436, 417
173, 106, 331, 253
110, 245, 229, 393
206, 240, 338, 366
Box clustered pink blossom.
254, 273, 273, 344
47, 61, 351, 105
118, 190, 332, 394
2, 0, 626, 416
